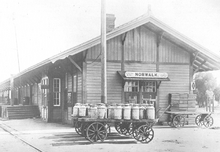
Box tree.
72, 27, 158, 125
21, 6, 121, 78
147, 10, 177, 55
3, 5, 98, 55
194, 72, 217, 107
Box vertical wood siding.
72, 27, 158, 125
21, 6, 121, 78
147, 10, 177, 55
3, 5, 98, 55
86, 62, 101, 103
87, 26, 157, 62
125, 63, 156, 72
32, 83, 38, 105
158, 64, 190, 121
124, 27, 157, 62
86, 61, 122, 104
159, 39, 190, 63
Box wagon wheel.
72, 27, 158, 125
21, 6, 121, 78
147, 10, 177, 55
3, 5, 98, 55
203, 116, 214, 128
128, 123, 134, 135
132, 123, 141, 140
132, 128, 140, 140
74, 121, 82, 135
167, 121, 174, 127
173, 115, 185, 128
136, 125, 154, 143
120, 122, 132, 136
86, 122, 107, 143
115, 122, 122, 134
195, 114, 204, 127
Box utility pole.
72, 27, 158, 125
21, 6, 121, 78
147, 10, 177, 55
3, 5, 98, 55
101, 0, 107, 104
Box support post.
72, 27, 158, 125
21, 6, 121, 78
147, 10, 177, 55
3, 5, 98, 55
121, 33, 127, 103
101, 0, 107, 104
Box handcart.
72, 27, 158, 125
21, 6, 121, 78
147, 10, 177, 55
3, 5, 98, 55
72, 116, 158, 143
162, 105, 214, 128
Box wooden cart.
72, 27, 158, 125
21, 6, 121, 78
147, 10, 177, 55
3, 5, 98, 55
72, 117, 157, 143
164, 110, 214, 128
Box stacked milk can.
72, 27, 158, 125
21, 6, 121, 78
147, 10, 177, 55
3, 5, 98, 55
72, 103, 155, 120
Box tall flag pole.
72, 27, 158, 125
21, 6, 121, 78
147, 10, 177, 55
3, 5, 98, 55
101, 0, 107, 104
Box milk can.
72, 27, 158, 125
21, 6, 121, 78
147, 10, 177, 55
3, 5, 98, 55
88, 106, 98, 119
146, 105, 155, 119
72, 103, 81, 117
79, 104, 87, 117
97, 103, 106, 119
123, 104, 131, 120
107, 105, 114, 119
132, 104, 140, 120
114, 104, 122, 119
139, 106, 145, 119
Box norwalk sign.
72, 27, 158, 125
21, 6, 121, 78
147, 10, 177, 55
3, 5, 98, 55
125, 72, 168, 78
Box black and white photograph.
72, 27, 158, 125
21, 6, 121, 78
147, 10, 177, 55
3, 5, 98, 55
0, 0, 220, 151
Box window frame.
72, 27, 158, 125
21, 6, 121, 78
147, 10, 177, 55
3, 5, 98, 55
53, 78, 61, 106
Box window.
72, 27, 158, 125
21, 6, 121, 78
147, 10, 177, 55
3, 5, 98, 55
124, 81, 139, 92
42, 77, 49, 97
53, 78, 61, 106
142, 81, 156, 92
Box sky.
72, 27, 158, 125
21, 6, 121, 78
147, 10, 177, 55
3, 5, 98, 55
0, 0, 220, 83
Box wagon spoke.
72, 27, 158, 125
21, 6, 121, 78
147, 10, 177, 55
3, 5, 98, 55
138, 125, 154, 143
86, 122, 107, 143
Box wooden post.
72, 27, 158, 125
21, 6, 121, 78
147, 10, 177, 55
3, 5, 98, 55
101, 0, 107, 104
121, 33, 127, 103
156, 33, 162, 118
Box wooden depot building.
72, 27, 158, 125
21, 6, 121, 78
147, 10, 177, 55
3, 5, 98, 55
0, 13, 220, 124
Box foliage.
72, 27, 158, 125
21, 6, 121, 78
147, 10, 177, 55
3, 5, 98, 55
214, 85, 220, 101
194, 72, 217, 107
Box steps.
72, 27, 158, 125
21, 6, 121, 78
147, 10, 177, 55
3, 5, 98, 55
6, 106, 40, 119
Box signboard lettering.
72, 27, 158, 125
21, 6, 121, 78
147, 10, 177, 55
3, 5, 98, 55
125, 72, 168, 78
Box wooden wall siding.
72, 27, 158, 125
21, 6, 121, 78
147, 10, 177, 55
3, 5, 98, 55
32, 83, 38, 105
159, 38, 190, 63
86, 61, 122, 104
87, 26, 157, 62
87, 35, 122, 61
77, 72, 82, 103
37, 83, 42, 107
107, 62, 122, 104
158, 64, 190, 121
86, 62, 101, 103
53, 108, 62, 120
124, 27, 157, 62
125, 62, 156, 72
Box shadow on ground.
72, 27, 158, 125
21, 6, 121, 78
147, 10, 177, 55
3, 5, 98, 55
41, 131, 137, 146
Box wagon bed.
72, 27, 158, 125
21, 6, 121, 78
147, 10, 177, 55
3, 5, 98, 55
72, 116, 157, 143
163, 107, 213, 128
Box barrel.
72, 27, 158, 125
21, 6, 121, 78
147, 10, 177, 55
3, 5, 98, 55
114, 105, 122, 119
146, 106, 155, 119
132, 105, 139, 120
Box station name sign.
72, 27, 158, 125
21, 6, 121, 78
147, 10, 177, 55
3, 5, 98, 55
125, 72, 168, 78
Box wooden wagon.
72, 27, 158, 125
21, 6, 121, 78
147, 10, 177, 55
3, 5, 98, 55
164, 110, 213, 128
72, 116, 158, 143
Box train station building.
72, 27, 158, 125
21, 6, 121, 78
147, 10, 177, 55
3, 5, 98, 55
0, 13, 220, 124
